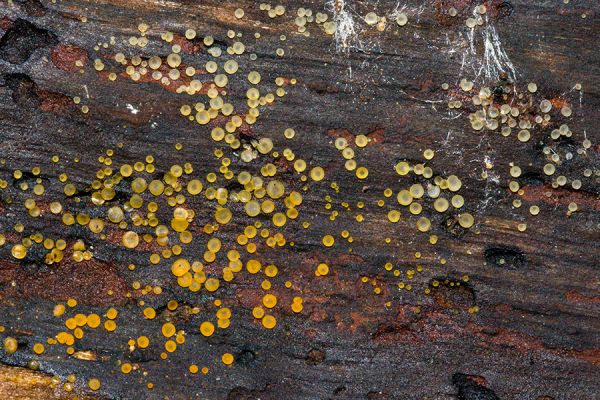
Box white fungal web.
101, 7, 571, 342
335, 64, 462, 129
325, 0, 421, 53
463, 10, 517, 83
388, 2, 425, 25
326, 0, 362, 52
388, 2, 407, 21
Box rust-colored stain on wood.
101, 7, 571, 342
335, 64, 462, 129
0, 0, 598, 399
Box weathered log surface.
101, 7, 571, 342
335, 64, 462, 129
0, 0, 599, 399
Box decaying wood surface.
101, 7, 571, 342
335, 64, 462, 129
0, 365, 101, 400
0, 0, 599, 399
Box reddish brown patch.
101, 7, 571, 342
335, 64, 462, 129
341, 310, 384, 333
235, 288, 264, 309
305, 81, 338, 94
309, 308, 328, 322
334, 253, 365, 265
471, 325, 547, 353
419, 79, 434, 92
0, 16, 13, 31
447, 87, 475, 103
276, 76, 293, 86
521, 185, 600, 210
396, 115, 408, 129
6, 73, 74, 114
465, 374, 489, 387
51, 44, 88, 72
371, 322, 419, 344
274, 157, 294, 174
494, 303, 512, 314
565, 290, 600, 304
304, 328, 317, 339
467, 323, 600, 366
571, 348, 600, 365
549, 97, 568, 109
236, 120, 256, 139
37, 89, 72, 113
298, 253, 321, 274
0, 261, 20, 301
171, 34, 203, 54
1, 255, 128, 306
367, 127, 385, 144
326, 128, 354, 142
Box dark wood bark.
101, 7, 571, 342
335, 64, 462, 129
0, 0, 599, 399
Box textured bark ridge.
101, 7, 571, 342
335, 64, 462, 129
0, 0, 599, 399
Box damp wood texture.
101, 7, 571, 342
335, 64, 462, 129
0, 0, 599, 399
